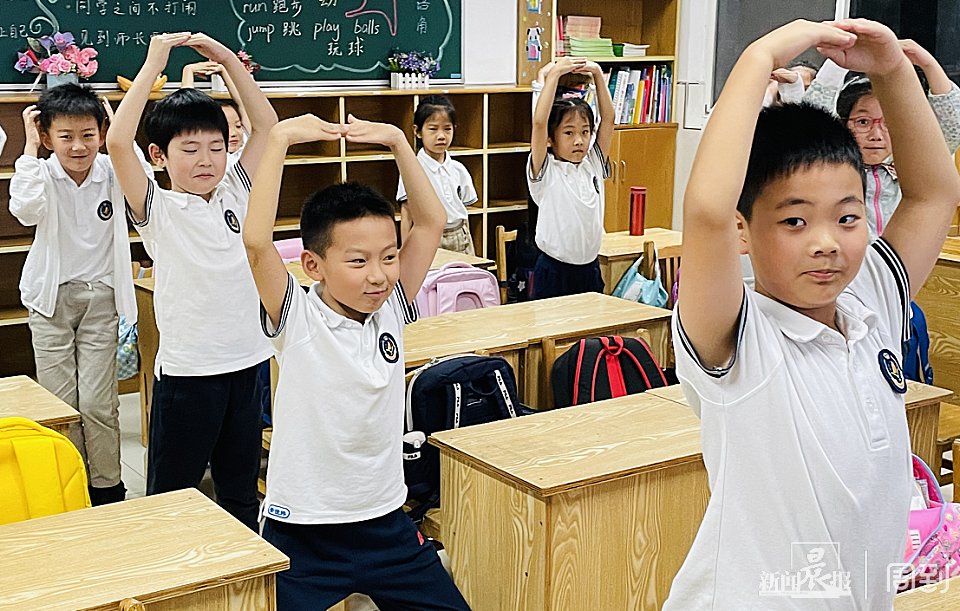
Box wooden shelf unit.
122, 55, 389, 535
517, 0, 680, 233
0, 86, 533, 377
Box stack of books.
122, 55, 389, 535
605, 64, 673, 125
558, 15, 603, 56
616, 43, 650, 58
568, 36, 615, 57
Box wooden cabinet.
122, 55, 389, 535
605, 124, 677, 232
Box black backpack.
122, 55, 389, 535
504, 221, 541, 303
551, 336, 668, 408
403, 355, 531, 522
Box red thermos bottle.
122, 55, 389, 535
629, 187, 646, 236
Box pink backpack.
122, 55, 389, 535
414, 262, 500, 318
898, 454, 960, 591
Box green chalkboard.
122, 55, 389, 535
0, 0, 461, 86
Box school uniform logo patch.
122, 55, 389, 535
379, 332, 399, 363
224, 209, 241, 233
879, 348, 907, 394
266, 504, 290, 519
97, 200, 113, 221
593, 176, 600, 193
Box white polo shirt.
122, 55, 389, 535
260, 274, 418, 524
129, 163, 272, 377
527, 141, 610, 265
664, 238, 913, 611
396, 148, 477, 228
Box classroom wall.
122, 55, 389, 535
463, 0, 517, 84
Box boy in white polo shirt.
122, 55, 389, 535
243, 113, 470, 610
665, 19, 960, 611
106, 32, 277, 530
10, 84, 152, 506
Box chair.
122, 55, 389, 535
495, 225, 518, 304
936, 402, 960, 486
0, 417, 90, 526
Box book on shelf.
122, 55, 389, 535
604, 64, 673, 125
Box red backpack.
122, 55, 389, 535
551, 336, 668, 408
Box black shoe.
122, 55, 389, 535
88, 481, 126, 506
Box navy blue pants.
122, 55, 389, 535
147, 363, 263, 531
263, 509, 472, 611
531, 253, 604, 299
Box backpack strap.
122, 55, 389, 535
492, 369, 518, 418
599, 337, 628, 399
573, 339, 588, 405
11, 436, 67, 518
452, 382, 462, 428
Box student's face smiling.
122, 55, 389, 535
222, 105, 244, 154
150, 129, 227, 200
40, 115, 104, 186
301, 215, 400, 323
740, 163, 868, 330
847, 95, 891, 166
549, 111, 591, 163
417, 111, 454, 163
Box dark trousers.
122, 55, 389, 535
147, 364, 263, 530
531, 253, 604, 300
263, 509, 472, 611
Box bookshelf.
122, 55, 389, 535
0, 85, 532, 378
517, 0, 680, 233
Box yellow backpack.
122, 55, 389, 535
0, 417, 90, 525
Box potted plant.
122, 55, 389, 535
14, 32, 98, 91
387, 50, 439, 90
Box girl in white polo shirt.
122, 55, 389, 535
397, 95, 478, 255
527, 57, 615, 299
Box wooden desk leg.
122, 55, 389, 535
600, 258, 612, 294
135, 288, 159, 448
906, 402, 941, 471
524, 345, 542, 411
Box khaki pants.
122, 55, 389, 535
440, 221, 475, 255
28, 281, 120, 488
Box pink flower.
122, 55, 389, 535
57, 57, 73, 74
39, 57, 59, 75
62, 45, 81, 64
78, 60, 97, 78
79, 47, 97, 63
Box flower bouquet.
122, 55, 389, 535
387, 50, 440, 90
14, 32, 98, 91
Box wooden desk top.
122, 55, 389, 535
895, 576, 960, 609
133, 249, 495, 294
0, 376, 80, 429
0, 489, 289, 611
938, 236, 960, 264
430, 392, 702, 497
598, 228, 683, 260
647, 380, 951, 413
404, 292, 671, 368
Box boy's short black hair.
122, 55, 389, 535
786, 59, 818, 73
144, 88, 229, 154
547, 97, 594, 152
737, 103, 864, 221
300, 182, 397, 256
37, 83, 106, 132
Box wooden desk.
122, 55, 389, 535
0, 488, 288, 611
895, 575, 960, 608
430, 392, 709, 611
0, 375, 80, 437
916, 237, 960, 399
404, 292, 672, 409
648, 381, 953, 470
598, 228, 683, 297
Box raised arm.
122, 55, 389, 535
8, 106, 46, 226
216, 65, 251, 132
581, 61, 614, 157
106, 32, 190, 222
183, 34, 276, 176
243, 115, 346, 325
679, 21, 856, 368
835, 23, 960, 295
345, 115, 444, 299
530, 57, 585, 177
900, 39, 960, 154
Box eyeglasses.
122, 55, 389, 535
847, 116, 887, 134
